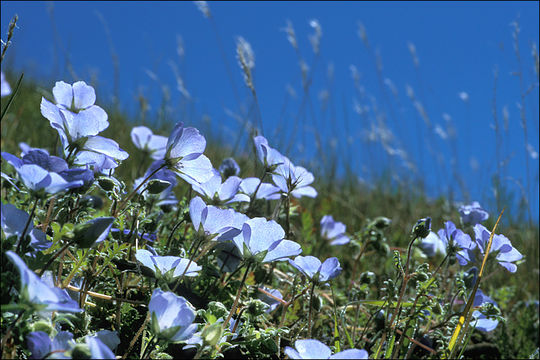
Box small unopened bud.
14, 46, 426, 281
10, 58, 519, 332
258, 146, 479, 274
97, 177, 116, 191
71, 344, 91, 359
412, 217, 431, 238
201, 322, 223, 347
146, 179, 171, 194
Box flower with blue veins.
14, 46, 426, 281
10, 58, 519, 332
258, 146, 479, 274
289, 256, 342, 283
135, 249, 201, 278
231, 217, 302, 263
6, 251, 82, 313
164, 122, 214, 185
190, 196, 248, 242
253, 135, 285, 172
192, 169, 249, 205
148, 288, 198, 343
131, 125, 168, 160
40, 81, 128, 171
40, 81, 108, 142
459, 201, 489, 226
437, 220, 475, 265
473, 224, 523, 273
219, 157, 240, 178
284, 339, 368, 359
239, 177, 281, 200
272, 156, 317, 199
320, 215, 350, 245
2, 151, 84, 195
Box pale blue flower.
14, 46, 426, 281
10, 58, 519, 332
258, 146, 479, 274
190, 196, 248, 241
320, 215, 350, 245
149, 288, 198, 343
253, 135, 285, 170
239, 177, 281, 200
289, 256, 342, 283
272, 156, 317, 198
470, 289, 499, 332
284, 339, 368, 359
231, 217, 302, 263
420, 231, 447, 257
459, 201, 489, 226
192, 169, 249, 204
135, 249, 201, 278
164, 122, 214, 185
474, 224, 523, 273
131, 126, 168, 160
6, 251, 82, 313
26, 330, 74, 359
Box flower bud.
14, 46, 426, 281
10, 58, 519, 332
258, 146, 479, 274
97, 177, 116, 191
71, 344, 91, 359
412, 217, 431, 238
146, 179, 171, 194
201, 322, 223, 347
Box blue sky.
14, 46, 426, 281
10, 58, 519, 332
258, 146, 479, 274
1, 1, 539, 222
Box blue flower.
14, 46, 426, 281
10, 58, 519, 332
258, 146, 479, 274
135, 249, 201, 278
148, 288, 198, 343
239, 177, 281, 200
40, 81, 108, 143
284, 339, 368, 359
2, 151, 84, 195
192, 169, 249, 205
231, 217, 302, 263
437, 220, 475, 265
420, 231, 447, 257
474, 224, 523, 273
253, 135, 286, 171
320, 215, 350, 245
164, 122, 214, 185
93, 330, 120, 353
85, 335, 116, 359
131, 126, 168, 160
6, 251, 82, 313
40, 81, 128, 171
459, 201, 489, 226
470, 289, 499, 332
218, 157, 240, 178
289, 256, 342, 283
1, 202, 51, 253
26, 330, 74, 359
190, 196, 248, 241
272, 156, 317, 198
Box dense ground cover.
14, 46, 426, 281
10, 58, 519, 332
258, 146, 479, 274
0, 72, 538, 359
1, 3, 539, 358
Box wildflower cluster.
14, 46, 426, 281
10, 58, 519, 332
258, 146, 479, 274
0, 78, 526, 359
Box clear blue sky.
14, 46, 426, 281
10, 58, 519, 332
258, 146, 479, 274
1, 1, 539, 222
